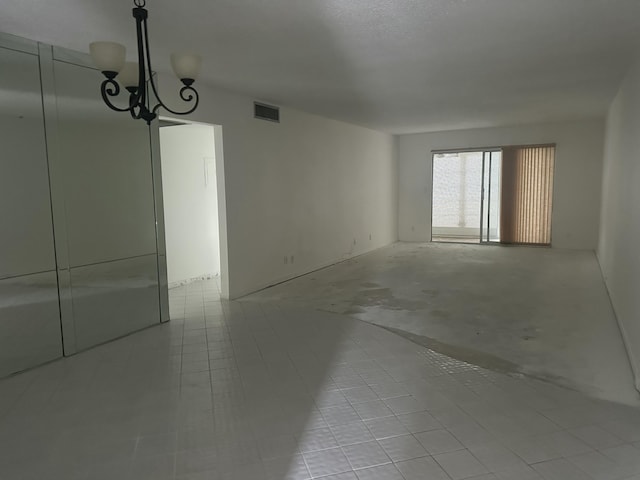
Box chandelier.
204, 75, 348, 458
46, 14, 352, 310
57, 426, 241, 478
89, 0, 201, 124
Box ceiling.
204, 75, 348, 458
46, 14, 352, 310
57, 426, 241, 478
2, 0, 640, 133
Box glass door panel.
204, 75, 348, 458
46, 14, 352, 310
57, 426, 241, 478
432, 152, 483, 243
481, 151, 502, 243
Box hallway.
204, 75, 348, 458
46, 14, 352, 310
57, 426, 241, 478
1, 270, 640, 479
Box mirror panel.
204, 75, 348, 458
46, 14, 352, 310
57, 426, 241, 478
0, 46, 62, 375
52, 60, 157, 267
0, 47, 56, 278
51, 59, 161, 350
70, 255, 160, 350
0, 272, 62, 377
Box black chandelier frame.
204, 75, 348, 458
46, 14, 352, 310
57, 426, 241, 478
98, 0, 199, 124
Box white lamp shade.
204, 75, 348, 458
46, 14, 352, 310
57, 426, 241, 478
170, 52, 202, 80
117, 62, 139, 88
89, 42, 126, 73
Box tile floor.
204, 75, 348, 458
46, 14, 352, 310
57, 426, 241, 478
247, 243, 639, 405
0, 278, 640, 479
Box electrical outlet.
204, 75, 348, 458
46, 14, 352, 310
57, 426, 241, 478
353, 238, 357, 245
369, 233, 372, 240
284, 256, 288, 264
290, 255, 294, 264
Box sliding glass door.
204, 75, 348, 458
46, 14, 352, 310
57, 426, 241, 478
431, 150, 501, 244
432, 145, 554, 246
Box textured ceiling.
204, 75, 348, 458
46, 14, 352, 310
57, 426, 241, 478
2, 0, 640, 133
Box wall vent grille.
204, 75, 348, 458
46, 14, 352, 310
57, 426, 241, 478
254, 102, 280, 123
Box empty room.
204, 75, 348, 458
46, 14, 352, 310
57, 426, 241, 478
1, 1, 640, 480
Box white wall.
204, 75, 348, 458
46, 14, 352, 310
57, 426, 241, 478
598, 57, 640, 391
397, 120, 605, 250
158, 76, 398, 298
160, 124, 220, 286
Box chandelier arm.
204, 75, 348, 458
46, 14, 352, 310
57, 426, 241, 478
151, 86, 199, 115
129, 104, 141, 120
142, 12, 164, 115
100, 77, 136, 113
178, 85, 200, 112
141, 13, 199, 117
129, 94, 146, 120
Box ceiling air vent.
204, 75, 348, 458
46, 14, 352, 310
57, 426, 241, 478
254, 102, 280, 123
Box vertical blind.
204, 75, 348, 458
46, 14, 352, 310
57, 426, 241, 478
500, 145, 555, 245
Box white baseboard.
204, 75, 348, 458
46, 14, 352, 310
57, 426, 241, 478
169, 273, 219, 289
596, 253, 640, 394
229, 241, 398, 300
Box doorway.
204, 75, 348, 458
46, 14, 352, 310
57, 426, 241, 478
159, 118, 223, 307
431, 150, 502, 244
